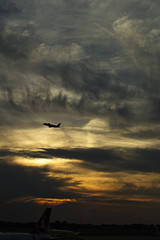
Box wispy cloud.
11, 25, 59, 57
0, 0, 159, 130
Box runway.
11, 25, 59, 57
82, 236, 159, 240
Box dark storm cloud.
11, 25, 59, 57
0, 158, 80, 222
0, 1, 20, 15
0, 155, 80, 202
0, 1, 36, 59
0, 24, 36, 59
3, 147, 160, 174
111, 180, 160, 199
125, 127, 160, 140
40, 147, 160, 173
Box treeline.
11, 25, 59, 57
51, 221, 155, 235
0, 221, 157, 236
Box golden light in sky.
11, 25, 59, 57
1, 120, 160, 214
0, 0, 160, 225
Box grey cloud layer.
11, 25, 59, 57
0, 0, 160, 132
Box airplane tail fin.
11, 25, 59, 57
57, 123, 61, 127
33, 208, 52, 234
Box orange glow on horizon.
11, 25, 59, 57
7, 196, 77, 206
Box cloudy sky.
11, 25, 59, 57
0, 0, 160, 224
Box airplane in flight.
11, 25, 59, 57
43, 123, 61, 128
0, 208, 52, 240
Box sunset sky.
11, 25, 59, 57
0, 0, 160, 225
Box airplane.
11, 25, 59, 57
0, 208, 52, 240
43, 123, 61, 128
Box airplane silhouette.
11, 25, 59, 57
43, 122, 61, 128
0, 208, 52, 240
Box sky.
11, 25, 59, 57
0, 0, 160, 225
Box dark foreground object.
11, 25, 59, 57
0, 222, 156, 236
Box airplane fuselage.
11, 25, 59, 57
43, 123, 61, 128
